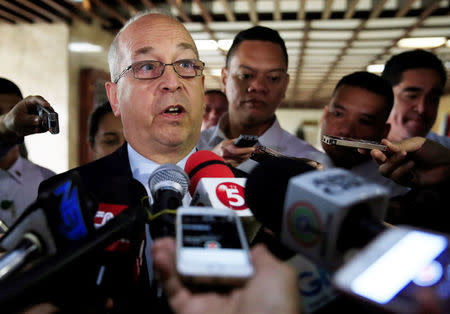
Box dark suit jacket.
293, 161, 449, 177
38, 143, 156, 313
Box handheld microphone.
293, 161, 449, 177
185, 151, 249, 212
0, 172, 96, 280
245, 157, 389, 270
0, 177, 150, 312
185, 151, 259, 241
147, 164, 189, 238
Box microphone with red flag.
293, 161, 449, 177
184, 150, 259, 240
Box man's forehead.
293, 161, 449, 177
231, 41, 287, 69
118, 15, 197, 59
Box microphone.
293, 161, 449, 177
245, 157, 389, 270
0, 176, 150, 312
147, 164, 189, 238
185, 151, 259, 241
0, 172, 96, 280
185, 150, 234, 196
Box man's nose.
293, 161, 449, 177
247, 75, 268, 94
160, 64, 182, 92
336, 121, 355, 138
415, 95, 426, 114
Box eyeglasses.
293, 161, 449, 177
114, 59, 205, 83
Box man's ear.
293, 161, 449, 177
320, 105, 329, 127
221, 67, 228, 93
282, 73, 290, 100
105, 81, 121, 117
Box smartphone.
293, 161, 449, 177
176, 206, 254, 287
38, 106, 59, 134
234, 134, 258, 148
332, 226, 450, 314
321, 134, 387, 151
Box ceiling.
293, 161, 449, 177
0, 0, 449, 109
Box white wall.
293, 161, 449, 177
276, 108, 324, 149
0, 23, 69, 174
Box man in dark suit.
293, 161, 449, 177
37, 11, 206, 313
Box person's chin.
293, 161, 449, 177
405, 121, 428, 137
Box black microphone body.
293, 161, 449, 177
148, 164, 189, 238
0, 172, 150, 313
245, 158, 389, 270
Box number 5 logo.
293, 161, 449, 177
216, 182, 248, 210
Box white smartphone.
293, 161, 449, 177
322, 134, 387, 151
176, 206, 254, 287
332, 226, 450, 314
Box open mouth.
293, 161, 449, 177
164, 105, 184, 115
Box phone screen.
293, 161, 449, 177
349, 230, 449, 309
181, 214, 243, 249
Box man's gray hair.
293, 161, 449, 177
108, 9, 195, 82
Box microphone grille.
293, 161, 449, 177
148, 164, 190, 197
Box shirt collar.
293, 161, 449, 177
6, 156, 25, 184
209, 113, 280, 144
127, 143, 195, 204
128, 143, 195, 180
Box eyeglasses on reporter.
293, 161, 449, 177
114, 59, 205, 84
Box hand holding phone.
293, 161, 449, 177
332, 226, 450, 314
176, 207, 254, 287
38, 106, 59, 134
322, 134, 387, 151
234, 135, 258, 148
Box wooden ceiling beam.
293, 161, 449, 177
0, 9, 22, 23
219, 0, 235, 22
322, 0, 334, 19
193, 0, 213, 24
91, 0, 127, 24
369, 0, 388, 19
273, 0, 282, 21
166, 0, 192, 23
15, 0, 66, 22
297, 0, 306, 20
117, 0, 138, 17
368, 0, 442, 66
0, 0, 46, 22
344, 0, 360, 19
247, 0, 258, 25
46, 0, 90, 23
140, 0, 155, 9
395, 0, 418, 17
61, 0, 112, 28
290, 20, 310, 107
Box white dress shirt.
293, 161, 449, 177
127, 143, 195, 283
197, 113, 328, 172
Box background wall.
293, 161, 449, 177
0, 23, 69, 174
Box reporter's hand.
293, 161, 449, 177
0, 96, 53, 143
371, 137, 450, 187
152, 237, 300, 314
212, 138, 256, 167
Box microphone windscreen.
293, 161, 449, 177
245, 157, 315, 234
185, 150, 234, 196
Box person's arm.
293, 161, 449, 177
370, 137, 450, 187
152, 237, 300, 314
0, 96, 53, 144
211, 138, 256, 168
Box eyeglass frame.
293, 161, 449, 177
113, 59, 205, 84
